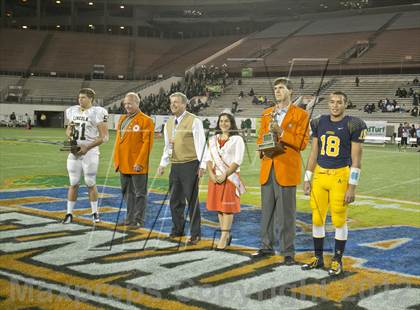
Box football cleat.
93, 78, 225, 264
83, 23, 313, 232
302, 256, 324, 270
92, 212, 100, 223
328, 259, 343, 276
62, 213, 73, 224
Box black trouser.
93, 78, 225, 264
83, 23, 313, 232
169, 160, 201, 237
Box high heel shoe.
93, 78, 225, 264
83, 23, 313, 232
215, 233, 233, 251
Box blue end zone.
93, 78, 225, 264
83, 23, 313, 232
1, 186, 419, 276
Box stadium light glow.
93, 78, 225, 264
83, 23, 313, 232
120, 5, 125, 9
88, 1, 94, 6
22, 25, 28, 29
55, 0, 61, 4
56, 25, 61, 28
120, 26, 125, 29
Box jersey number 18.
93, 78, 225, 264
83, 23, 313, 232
320, 135, 340, 157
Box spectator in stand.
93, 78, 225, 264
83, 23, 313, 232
252, 95, 260, 105
248, 88, 255, 97
355, 76, 360, 87
401, 88, 408, 98
238, 90, 244, 99
25, 113, 32, 130
410, 106, 418, 117
413, 93, 419, 106
413, 77, 419, 85
231, 100, 238, 114
384, 99, 394, 112
397, 123, 403, 150
409, 124, 417, 147
378, 99, 384, 110
300, 77, 305, 89
9, 112, 17, 127
395, 87, 402, 97
416, 125, 420, 151
401, 122, 410, 150
347, 99, 356, 109
408, 88, 414, 97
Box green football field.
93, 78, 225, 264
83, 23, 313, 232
0, 127, 419, 228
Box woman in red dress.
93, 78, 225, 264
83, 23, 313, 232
206, 112, 245, 250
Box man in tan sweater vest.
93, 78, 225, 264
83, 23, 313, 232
158, 92, 209, 245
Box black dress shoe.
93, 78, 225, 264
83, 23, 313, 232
251, 249, 275, 259
169, 232, 184, 238
187, 236, 201, 245
284, 256, 295, 265
121, 220, 135, 226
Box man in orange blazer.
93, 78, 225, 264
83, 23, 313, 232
253, 77, 309, 265
114, 92, 154, 227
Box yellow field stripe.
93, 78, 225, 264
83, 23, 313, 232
0, 277, 102, 310
0, 224, 19, 231
200, 256, 279, 284
291, 255, 420, 302
16, 232, 70, 242
0, 249, 202, 310
103, 240, 215, 261
0, 196, 62, 206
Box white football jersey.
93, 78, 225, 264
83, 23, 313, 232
65, 105, 108, 152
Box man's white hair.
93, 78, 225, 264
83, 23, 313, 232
125, 92, 141, 105
169, 92, 188, 105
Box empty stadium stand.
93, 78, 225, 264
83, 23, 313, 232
200, 75, 419, 123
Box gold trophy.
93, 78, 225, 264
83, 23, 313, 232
60, 122, 80, 154
257, 111, 279, 152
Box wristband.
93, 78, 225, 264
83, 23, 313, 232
349, 167, 361, 185
304, 170, 313, 182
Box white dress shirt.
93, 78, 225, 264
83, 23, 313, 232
159, 110, 209, 169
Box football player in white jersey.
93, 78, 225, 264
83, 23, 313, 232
62, 88, 109, 224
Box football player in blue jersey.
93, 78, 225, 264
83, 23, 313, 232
301, 91, 367, 276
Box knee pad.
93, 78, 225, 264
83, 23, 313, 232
312, 225, 325, 238
335, 223, 348, 240
84, 174, 96, 187
69, 174, 81, 186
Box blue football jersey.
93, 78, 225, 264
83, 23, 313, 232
311, 115, 367, 169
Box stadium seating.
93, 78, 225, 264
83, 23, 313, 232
33, 32, 131, 77
348, 28, 420, 64
200, 75, 419, 123
0, 29, 46, 72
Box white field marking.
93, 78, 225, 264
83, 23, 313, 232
362, 148, 420, 155
0, 270, 139, 310
2, 165, 59, 170
359, 178, 420, 195
351, 200, 420, 213
87, 142, 119, 250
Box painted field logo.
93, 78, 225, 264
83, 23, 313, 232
0, 187, 419, 309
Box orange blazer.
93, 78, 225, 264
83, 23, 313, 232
113, 112, 154, 174
257, 105, 309, 186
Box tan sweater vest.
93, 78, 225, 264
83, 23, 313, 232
166, 112, 197, 163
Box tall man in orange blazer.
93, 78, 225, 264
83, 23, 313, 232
253, 77, 309, 265
114, 92, 154, 227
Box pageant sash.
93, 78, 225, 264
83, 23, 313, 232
209, 135, 246, 196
